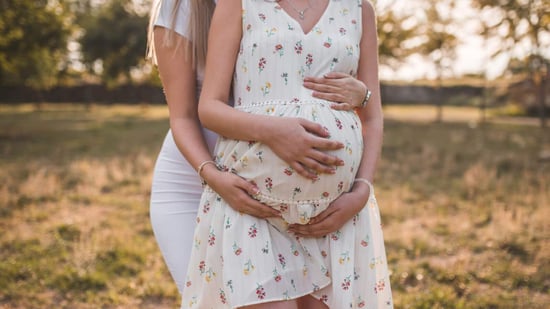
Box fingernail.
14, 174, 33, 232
252, 187, 260, 195
338, 160, 345, 166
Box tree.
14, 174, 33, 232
472, 0, 550, 127
416, 0, 460, 122
78, 0, 149, 86
373, 0, 418, 70
0, 0, 71, 90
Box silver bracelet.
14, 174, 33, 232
359, 88, 372, 108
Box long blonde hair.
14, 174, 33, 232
146, 0, 215, 70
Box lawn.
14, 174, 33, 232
0, 104, 548, 308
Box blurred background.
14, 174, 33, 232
0, 0, 548, 308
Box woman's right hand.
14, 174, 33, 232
262, 117, 345, 180
202, 166, 280, 218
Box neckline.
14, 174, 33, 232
276, 0, 332, 36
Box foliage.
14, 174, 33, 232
373, 0, 418, 69
78, 0, 149, 86
472, 0, 550, 126
0, 0, 71, 89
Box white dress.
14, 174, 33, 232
182, 1, 393, 308
148, 0, 218, 297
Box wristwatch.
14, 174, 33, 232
359, 88, 372, 108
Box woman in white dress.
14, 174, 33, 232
182, 0, 393, 308
146, 0, 372, 303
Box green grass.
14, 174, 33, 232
0, 103, 548, 308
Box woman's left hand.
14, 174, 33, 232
287, 187, 370, 238
303, 72, 367, 111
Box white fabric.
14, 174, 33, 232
153, 0, 191, 38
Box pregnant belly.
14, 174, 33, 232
214, 101, 364, 224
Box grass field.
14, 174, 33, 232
0, 104, 548, 308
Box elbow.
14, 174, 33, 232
197, 97, 211, 129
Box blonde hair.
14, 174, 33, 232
146, 0, 215, 70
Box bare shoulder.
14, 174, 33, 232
361, 0, 376, 19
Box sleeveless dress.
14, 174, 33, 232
182, 1, 393, 308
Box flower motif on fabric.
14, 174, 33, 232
338, 251, 350, 264
284, 167, 294, 176
243, 259, 255, 275
340, 8, 350, 16
232, 242, 242, 256
330, 57, 339, 70
261, 82, 271, 96
292, 187, 302, 199
274, 44, 284, 56
351, 19, 358, 29
339, 27, 347, 35
331, 230, 342, 241
278, 253, 287, 269
281, 72, 288, 85
346, 45, 354, 56
305, 53, 314, 69
246, 80, 251, 92
341, 275, 352, 290
273, 268, 282, 282
324, 37, 333, 48
256, 284, 266, 299
219, 289, 227, 304
258, 57, 266, 73
226, 280, 234, 293
208, 229, 216, 246
248, 224, 258, 238
258, 13, 266, 22
374, 279, 386, 294
361, 234, 370, 247
337, 181, 344, 193
294, 40, 303, 54
202, 201, 210, 214
262, 241, 270, 254
266, 27, 277, 37
265, 177, 273, 192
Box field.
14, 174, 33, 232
0, 104, 548, 308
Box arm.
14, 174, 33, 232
154, 27, 278, 218
199, 0, 345, 180
289, 1, 383, 237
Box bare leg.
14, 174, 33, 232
297, 295, 329, 309
240, 300, 299, 309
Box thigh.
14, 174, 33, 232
240, 300, 298, 309
297, 295, 329, 309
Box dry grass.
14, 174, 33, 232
0, 103, 548, 308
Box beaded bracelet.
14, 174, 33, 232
353, 178, 374, 191
197, 160, 218, 178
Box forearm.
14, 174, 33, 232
169, 116, 213, 171
198, 98, 276, 143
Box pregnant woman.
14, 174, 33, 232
182, 0, 393, 308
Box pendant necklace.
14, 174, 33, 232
286, 0, 314, 20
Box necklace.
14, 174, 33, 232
285, 0, 313, 20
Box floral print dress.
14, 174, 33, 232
182, 0, 393, 308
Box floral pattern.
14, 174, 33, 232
182, 0, 393, 308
